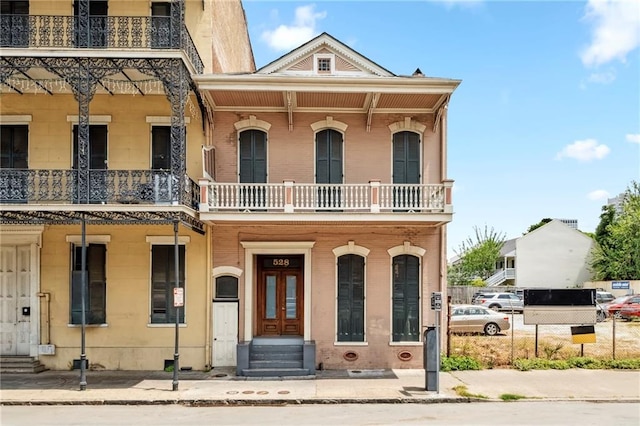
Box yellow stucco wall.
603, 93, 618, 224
26, 0, 250, 74
0, 93, 205, 178
39, 224, 208, 370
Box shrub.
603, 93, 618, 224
441, 355, 482, 371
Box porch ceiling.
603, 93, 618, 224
195, 75, 460, 114
0, 55, 188, 96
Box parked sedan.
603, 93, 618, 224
605, 295, 640, 319
619, 300, 640, 321
450, 305, 510, 336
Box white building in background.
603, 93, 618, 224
607, 193, 624, 215
486, 220, 595, 288
556, 219, 578, 230
515, 220, 595, 289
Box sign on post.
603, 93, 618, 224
431, 292, 442, 311
173, 287, 184, 307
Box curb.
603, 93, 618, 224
0, 397, 466, 406
4, 396, 639, 406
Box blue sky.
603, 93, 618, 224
242, 0, 640, 258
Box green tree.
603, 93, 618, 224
590, 181, 640, 280
448, 225, 506, 286
525, 218, 552, 234
594, 204, 616, 248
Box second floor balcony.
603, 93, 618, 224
0, 169, 199, 209
0, 14, 203, 73
198, 180, 454, 223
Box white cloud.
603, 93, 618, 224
587, 69, 617, 84
626, 133, 640, 144
260, 5, 327, 51
437, 0, 484, 10
588, 189, 610, 200
555, 139, 611, 162
580, 0, 640, 67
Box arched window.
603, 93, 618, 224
393, 131, 420, 185
316, 129, 343, 184
337, 254, 365, 342
215, 275, 239, 299
392, 131, 421, 210
316, 129, 343, 209
239, 129, 267, 183
392, 254, 420, 342
239, 129, 267, 208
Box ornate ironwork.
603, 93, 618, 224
0, 169, 199, 207
0, 210, 205, 234
0, 14, 203, 73
0, 0, 203, 232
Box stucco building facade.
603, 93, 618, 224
1, 2, 459, 375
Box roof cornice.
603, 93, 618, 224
194, 74, 461, 93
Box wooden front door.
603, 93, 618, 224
256, 256, 303, 336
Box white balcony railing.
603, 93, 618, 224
486, 268, 516, 287
198, 180, 454, 214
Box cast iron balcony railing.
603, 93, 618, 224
0, 169, 199, 209
0, 14, 204, 73
199, 180, 454, 214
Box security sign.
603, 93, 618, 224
173, 287, 184, 307
431, 292, 443, 311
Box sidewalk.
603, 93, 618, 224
1, 368, 639, 406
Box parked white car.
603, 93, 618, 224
474, 292, 524, 313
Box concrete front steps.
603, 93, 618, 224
240, 336, 315, 378
0, 356, 47, 373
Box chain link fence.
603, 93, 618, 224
447, 313, 640, 366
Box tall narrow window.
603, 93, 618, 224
392, 131, 421, 210
392, 255, 420, 342
239, 129, 267, 208
315, 129, 343, 209
74, 0, 108, 48
73, 124, 108, 204
0, 1, 29, 47
1, 125, 28, 168
337, 254, 365, 342
151, 2, 171, 48
151, 126, 171, 170
151, 245, 185, 324
70, 244, 106, 324
1, 125, 28, 203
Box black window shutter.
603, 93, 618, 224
337, 254, 365, 342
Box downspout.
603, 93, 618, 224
440, 105, 448, 292
204, 226, 212, 369
37, 292, 51, 344
203, 104, 213, 369
440, 105, 449, 350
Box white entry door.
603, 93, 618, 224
0, 246, 32, 355
212, 302, 238, 367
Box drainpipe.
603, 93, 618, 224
204, 227, 212, 369
440, 105, 448, 349
37, 292, 51, 344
